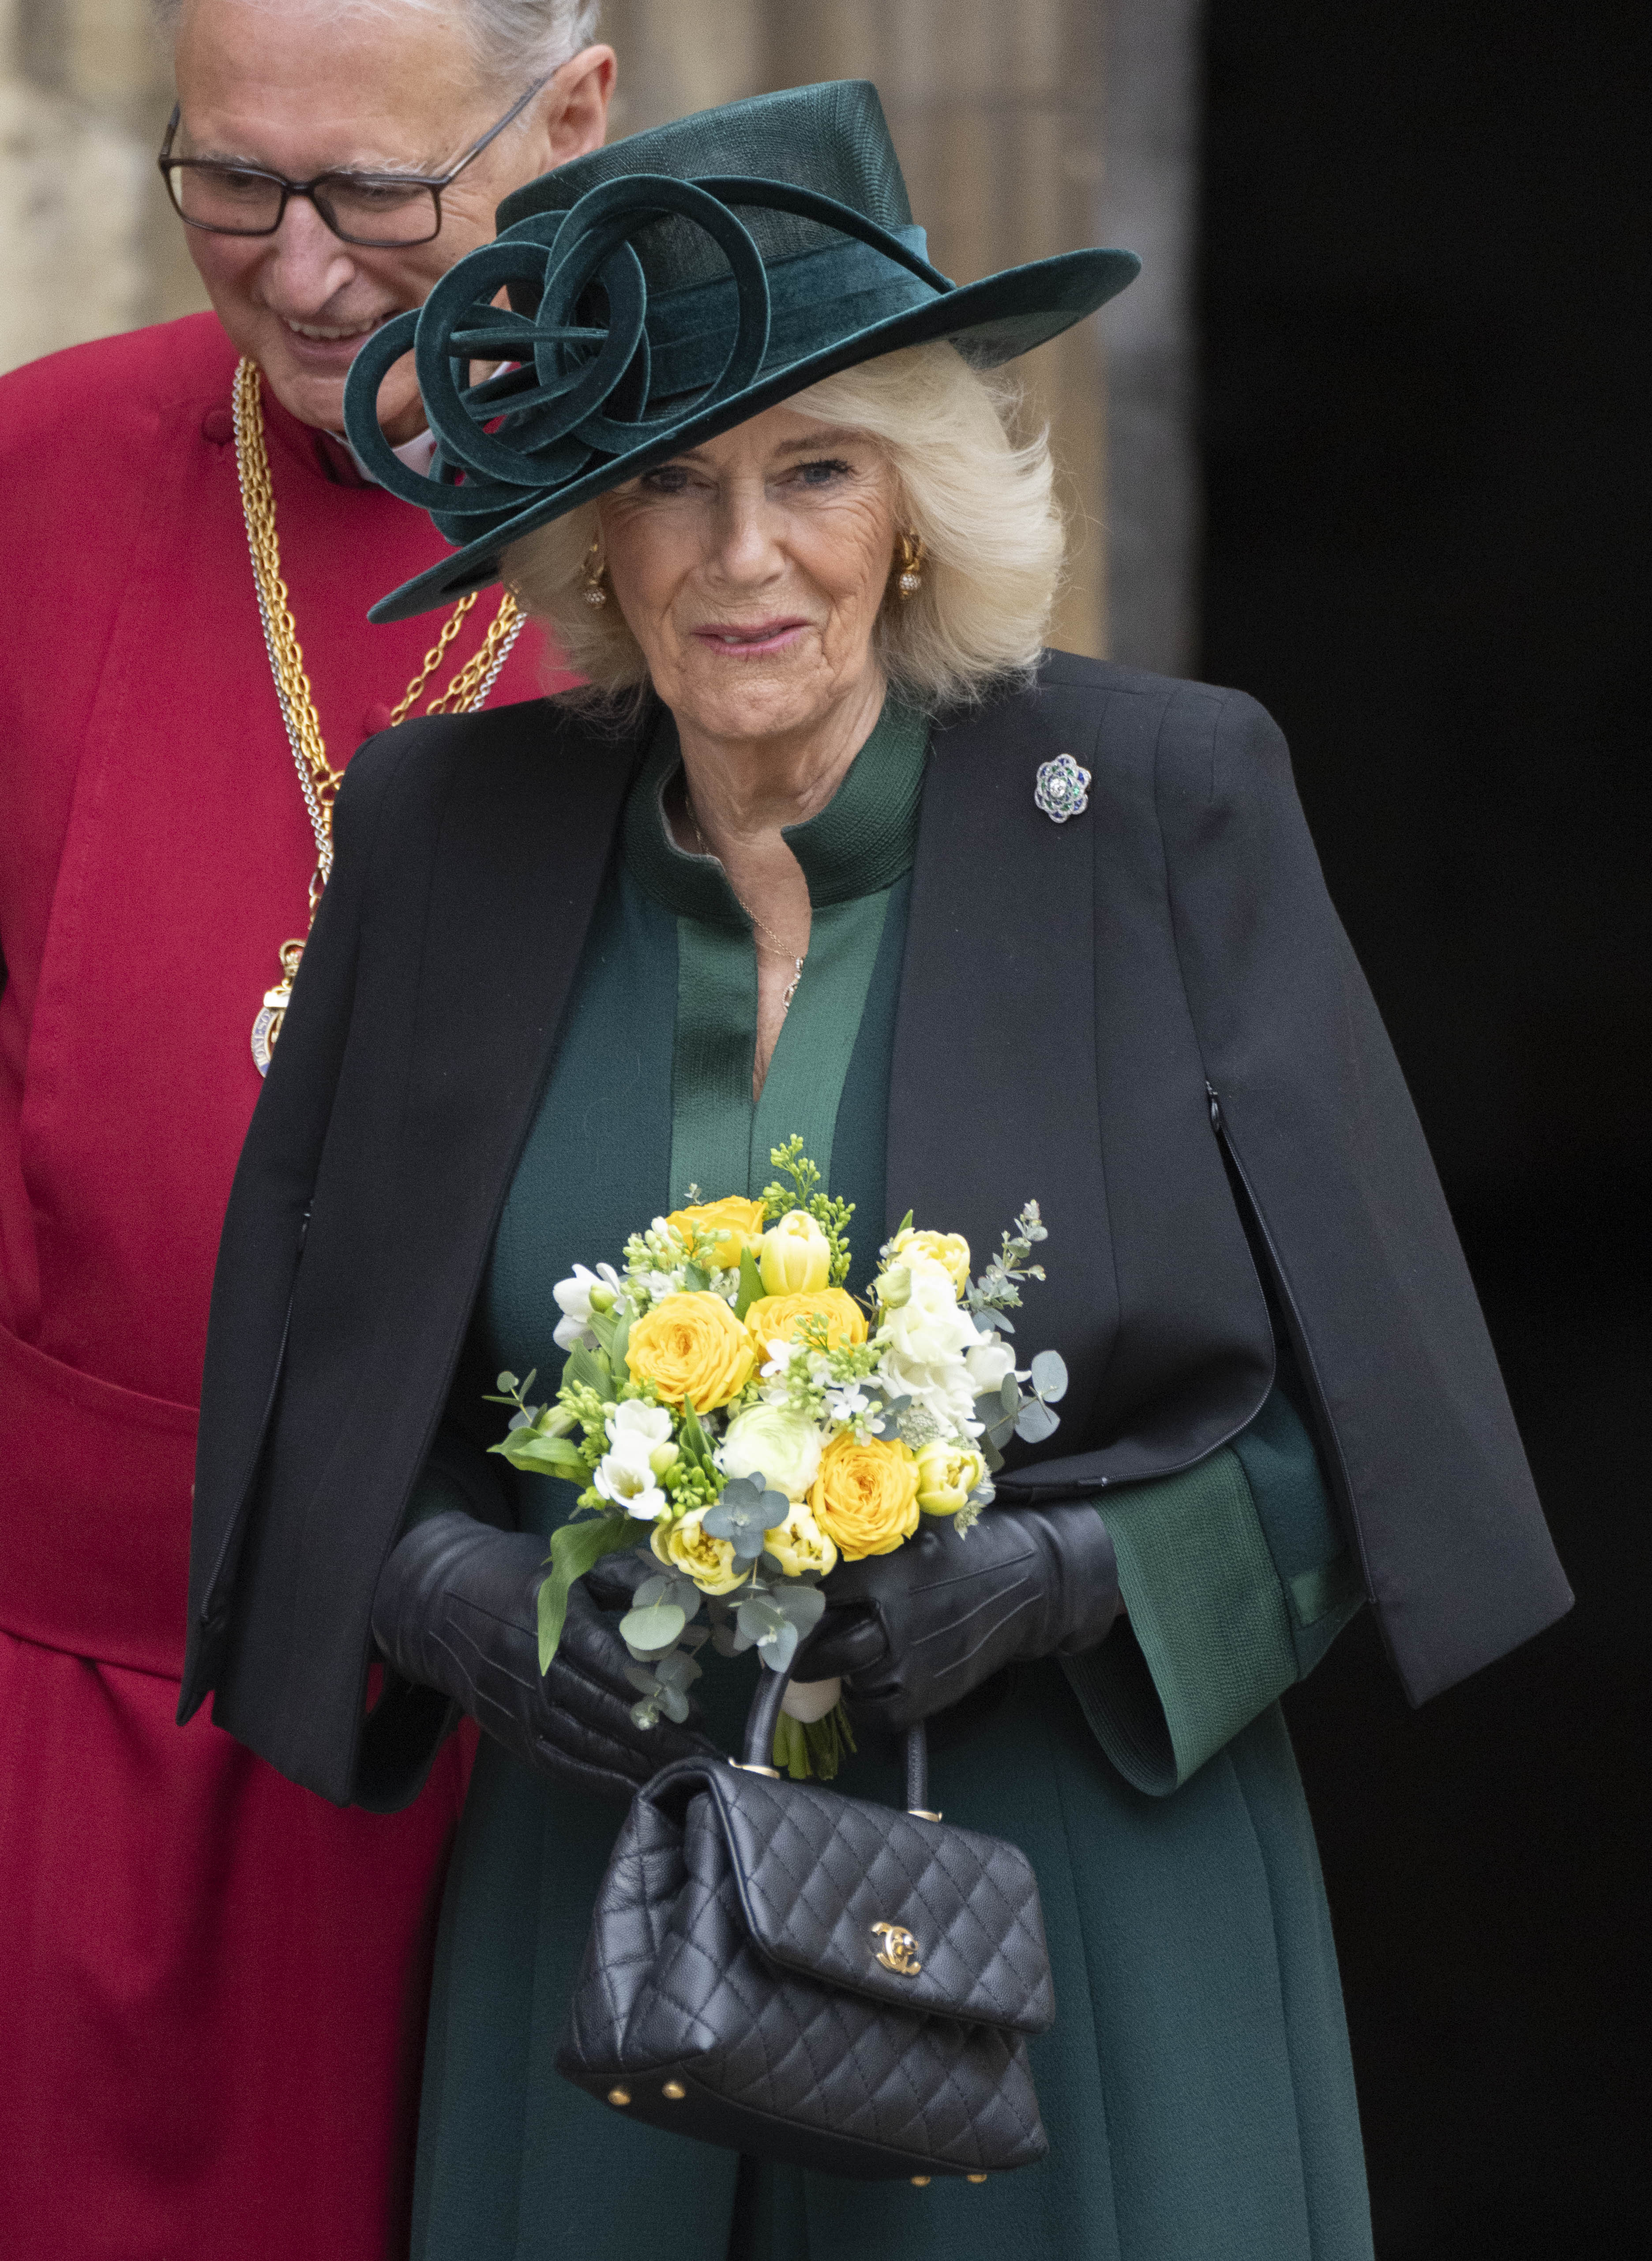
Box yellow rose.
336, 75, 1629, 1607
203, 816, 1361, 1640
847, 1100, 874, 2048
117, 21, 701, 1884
887, 1226, 971, 1295
745, 1288, 867, 1358
758, 1209, 832, 1295
626, 1292, 756, 1411
913, 1440, 988, 1517
652, 1508, 746, 1596
808, 1431, 921, 1562
762, 1502, 839, 1579
667, 1195, 769, 1273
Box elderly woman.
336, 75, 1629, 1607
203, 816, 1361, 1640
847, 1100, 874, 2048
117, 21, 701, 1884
184, 83, 1568, 2261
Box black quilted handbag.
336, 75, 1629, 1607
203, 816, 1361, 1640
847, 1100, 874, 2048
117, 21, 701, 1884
555, 1664, 1055, 2182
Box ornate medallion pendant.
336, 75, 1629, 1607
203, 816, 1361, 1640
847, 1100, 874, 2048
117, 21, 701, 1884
252, 939, 307, 1077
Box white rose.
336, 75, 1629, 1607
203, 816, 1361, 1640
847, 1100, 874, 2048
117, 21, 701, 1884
878, 1256, 979, 1370
964, 1333, 1018, 1396
717, 1404, 823, 1501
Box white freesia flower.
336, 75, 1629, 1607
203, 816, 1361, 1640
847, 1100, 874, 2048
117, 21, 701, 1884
594, 1442, 669, 1521
718, 1404, 822, 1501
552, 1262, 621, 1349
606, 1398, 674, 1452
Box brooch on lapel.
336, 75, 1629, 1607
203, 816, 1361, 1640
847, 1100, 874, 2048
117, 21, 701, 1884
1034, 753, 1091, 823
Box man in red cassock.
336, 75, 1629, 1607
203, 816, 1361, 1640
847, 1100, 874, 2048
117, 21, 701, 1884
0, 3, 615, 2252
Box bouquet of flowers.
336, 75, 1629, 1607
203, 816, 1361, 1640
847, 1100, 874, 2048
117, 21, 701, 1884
488, 1138, 1066, 1776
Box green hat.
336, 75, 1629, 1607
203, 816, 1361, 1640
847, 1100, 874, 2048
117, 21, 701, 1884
346, 80, 1139, 623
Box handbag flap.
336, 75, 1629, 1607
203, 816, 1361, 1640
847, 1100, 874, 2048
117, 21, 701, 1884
665, 1762, 1055, 2036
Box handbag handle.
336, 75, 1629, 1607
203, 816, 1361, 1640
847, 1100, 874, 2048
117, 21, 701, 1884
740, 1662, 938, 1820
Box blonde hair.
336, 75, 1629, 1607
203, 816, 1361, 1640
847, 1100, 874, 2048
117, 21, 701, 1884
503, 342, 1065, 713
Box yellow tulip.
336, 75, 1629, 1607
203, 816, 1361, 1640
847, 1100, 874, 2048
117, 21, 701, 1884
758, 1209, 832, 1295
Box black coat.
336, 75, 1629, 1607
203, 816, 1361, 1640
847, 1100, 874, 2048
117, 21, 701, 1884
180, 655, 1571, 1807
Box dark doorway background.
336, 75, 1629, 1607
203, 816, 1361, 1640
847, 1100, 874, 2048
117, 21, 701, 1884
1199, 4, 1648, 2253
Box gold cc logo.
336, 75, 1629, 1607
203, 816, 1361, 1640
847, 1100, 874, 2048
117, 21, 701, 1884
870, 1921, 923, 1977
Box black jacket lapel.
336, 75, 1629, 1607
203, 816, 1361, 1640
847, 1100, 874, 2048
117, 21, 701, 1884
890, 668, 1273, 1497
212, 701, 642, 1794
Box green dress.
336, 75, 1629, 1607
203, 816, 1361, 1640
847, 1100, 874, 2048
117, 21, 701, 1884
408, 703, 1374, 2261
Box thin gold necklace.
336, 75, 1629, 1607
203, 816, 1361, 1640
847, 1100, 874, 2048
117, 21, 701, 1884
233, 357, 526, 1074
685, 795, 807, 1008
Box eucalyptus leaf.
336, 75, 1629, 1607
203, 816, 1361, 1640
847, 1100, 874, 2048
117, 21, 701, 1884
773, 1584, 826, 1632
619, 1601, 687, 1652
654, 1652, 702, 1690
737, 1593, 787, 1641
759, 1621, 800, 1672
710, 1621, 742, 1658
981, 1436, 1005, 1473
631, 1575, 669, 1610
497, 1371, 519, 1392
1030, 1349, 1069, 1403
1000, 1373, 1021, 1415
624, 1664, 658, 1696
656, 1682, 691, 1724
1014, 1398, 1061, 1445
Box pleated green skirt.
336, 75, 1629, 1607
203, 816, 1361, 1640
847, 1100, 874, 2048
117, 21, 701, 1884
410, 1663, 1371, 2261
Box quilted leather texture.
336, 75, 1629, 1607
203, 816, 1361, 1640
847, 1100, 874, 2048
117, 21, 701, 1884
701, 1765, 1054, 2032
556, 1758, 1052, 2180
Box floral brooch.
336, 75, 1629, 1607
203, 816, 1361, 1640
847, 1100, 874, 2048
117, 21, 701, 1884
1034, 752, 1092, 823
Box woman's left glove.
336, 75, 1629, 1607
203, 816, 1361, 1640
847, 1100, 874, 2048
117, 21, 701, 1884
800, 1503, 1120, 1733
371, 1509, 716, 1806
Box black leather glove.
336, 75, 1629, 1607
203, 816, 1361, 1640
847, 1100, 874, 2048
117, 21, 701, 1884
371, 1510, 716, 1807
801, 1503, 1121, 1734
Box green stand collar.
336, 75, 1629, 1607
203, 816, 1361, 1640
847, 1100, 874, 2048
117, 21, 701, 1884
622, 693, 930, 919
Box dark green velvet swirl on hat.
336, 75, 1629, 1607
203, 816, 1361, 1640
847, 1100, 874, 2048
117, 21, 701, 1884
344, 81, 1138, 622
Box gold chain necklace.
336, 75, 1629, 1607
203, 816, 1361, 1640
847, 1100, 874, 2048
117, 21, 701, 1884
232, 356, 526, 1074
686, 795, 806, 1009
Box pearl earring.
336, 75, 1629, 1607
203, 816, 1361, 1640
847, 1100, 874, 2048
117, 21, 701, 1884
893, 532, 926, 599
581, 538, 608, 608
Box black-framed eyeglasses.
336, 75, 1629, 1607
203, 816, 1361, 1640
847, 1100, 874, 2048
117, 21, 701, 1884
157, 75, 552, 248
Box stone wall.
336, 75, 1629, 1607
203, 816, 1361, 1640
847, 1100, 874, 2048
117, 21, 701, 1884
0, 1, 1201, 662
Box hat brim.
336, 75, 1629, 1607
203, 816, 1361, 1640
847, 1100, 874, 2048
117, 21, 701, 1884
367, 246, 1139, 623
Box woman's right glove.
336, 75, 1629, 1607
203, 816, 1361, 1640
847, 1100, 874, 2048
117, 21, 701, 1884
371, 1509, 716, 1807
801, 1502, 1121, 1733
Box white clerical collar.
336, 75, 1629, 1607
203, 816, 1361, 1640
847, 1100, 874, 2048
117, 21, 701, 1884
340, 425, 438, 484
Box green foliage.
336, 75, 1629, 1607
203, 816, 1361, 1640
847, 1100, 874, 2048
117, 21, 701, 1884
491, 1428, 587, 1477
563, 1340, 615, 1403
760, 1135, 856, 1286
735, 1245, 764, 1318
965, 1198, 1049, 1317
772, 1698, 857, 1781
537, 1514, 635, 1674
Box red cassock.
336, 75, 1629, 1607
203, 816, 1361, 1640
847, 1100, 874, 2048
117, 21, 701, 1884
0, 312, 571, 2258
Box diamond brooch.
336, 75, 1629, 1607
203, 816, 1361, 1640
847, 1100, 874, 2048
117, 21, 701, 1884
1034, 752, 1091, 823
